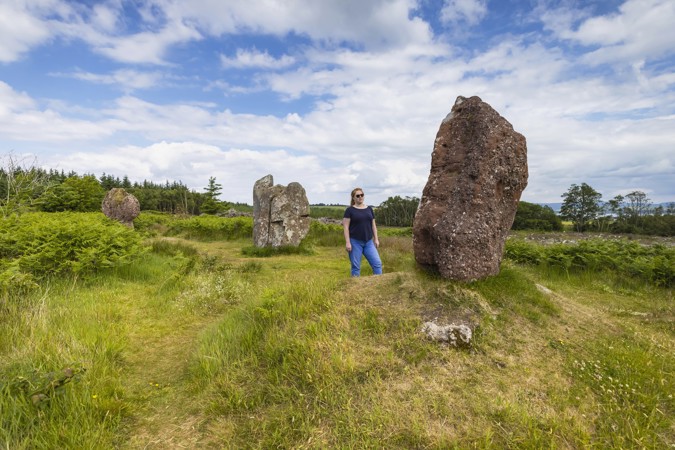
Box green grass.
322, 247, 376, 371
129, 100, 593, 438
1, 218, 673, 448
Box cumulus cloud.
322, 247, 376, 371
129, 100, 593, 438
164, 0, 432, 50
92, 21, 202, 65
541, 0, 675, 66
0, 1, 55, 62
59, 69, 168, 92
47, 142, 362, 203
220, 48, 296, 69
440, 0, 488, 25
0, 81, 112, 142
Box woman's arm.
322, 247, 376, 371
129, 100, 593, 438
372, 218, 380, 248
343, 217, 352, 252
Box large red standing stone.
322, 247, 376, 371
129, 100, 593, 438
413, 96, 528, 281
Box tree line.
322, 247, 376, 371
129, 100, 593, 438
0, 154, 231, 217
558, 183, 674, 236
2, 155, 672, 236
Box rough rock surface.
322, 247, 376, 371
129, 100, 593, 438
101, 188, 140, 228
421, 321, 473, 347
413, 95, 528, 280
253, 174, 310, 247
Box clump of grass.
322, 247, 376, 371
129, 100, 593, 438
470, 263, 560, 324
150, 238, 199, 257
379, 236, 415, 273
174, 271, 251, 315
566, 334, 674, 448
238, 261, 262, 273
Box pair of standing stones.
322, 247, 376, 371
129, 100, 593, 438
252, 96, 527, 282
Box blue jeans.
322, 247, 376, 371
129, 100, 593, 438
349, 239, 383, 277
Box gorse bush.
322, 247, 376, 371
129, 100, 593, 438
505, 238, 674, 286
0, 212, 144, 291
166, 215, 253, 240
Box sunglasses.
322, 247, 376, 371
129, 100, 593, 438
355, 194, 364, 198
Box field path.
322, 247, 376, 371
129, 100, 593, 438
120, 319, 213, 449
117, 239, 250, 449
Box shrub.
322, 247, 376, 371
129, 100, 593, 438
37, 175, 105, 212
0, 212, 145, 291
512, 201, 563, 231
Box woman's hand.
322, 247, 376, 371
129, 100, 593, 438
374, 238, 380, 248
346, 242, 352, 252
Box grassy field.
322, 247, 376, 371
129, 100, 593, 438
1, 214, 673, 448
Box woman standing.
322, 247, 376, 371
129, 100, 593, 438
343, 188, 383, 277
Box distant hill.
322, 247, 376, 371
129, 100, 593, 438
536, 202, 674, 214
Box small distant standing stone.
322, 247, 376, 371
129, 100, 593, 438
413, 95, 528, 281
253, 174, 310, 247
102, 188, 140, 228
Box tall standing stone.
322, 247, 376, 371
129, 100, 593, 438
101, 188, 140, 228
413, 96, 528, 281
253, 174, 310, 247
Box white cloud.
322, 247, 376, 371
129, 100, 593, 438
440, 0, 488, 25
47, 141, 356, 203
90, 2, 121, 32
63, 69, 166, 91
92, 21, 202, 65
542, 0, 675, 66
0, 81, 112, 142
0, 2, 54, 62
164, 0, 433, 50
220, 48, 296, 69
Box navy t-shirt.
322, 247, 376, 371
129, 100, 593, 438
344, 206, 375, 241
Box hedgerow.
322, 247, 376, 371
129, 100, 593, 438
0, 212, 145, 292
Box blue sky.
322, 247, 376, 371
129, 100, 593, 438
1, 0, 673, 205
